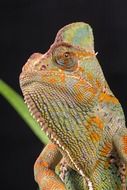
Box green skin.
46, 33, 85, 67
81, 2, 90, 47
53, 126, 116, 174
20, 22, 127, 190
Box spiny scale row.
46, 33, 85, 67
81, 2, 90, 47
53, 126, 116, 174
24, 93, 66, 149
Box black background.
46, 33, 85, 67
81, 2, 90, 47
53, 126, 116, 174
1, 0, 127, 189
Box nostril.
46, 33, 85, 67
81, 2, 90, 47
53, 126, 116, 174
40, 65, 47, 70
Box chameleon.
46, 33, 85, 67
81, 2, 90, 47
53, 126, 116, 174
19, 22, 127, 190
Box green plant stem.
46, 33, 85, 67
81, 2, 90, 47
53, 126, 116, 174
0, 79, 49, 145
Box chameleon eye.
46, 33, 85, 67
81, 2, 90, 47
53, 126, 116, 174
64, 52, 70, 58
53, 46, 77, 71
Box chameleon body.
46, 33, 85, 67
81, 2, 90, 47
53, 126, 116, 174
19, 22, 127, 190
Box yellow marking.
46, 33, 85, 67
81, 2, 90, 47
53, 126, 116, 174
78, 66, 85, 72
85, 117, 103, 142
100, 142, 112, 157
40, 161, 49, 168
87, 86, 96, 94
48, 143, 57, 150
87, 72, 94, 81
50, 68, 59, 71
90, 131, 100, 142
73, 78, 96, 94
94, 159, 110, 171
87, 116, 103, 130
96, 79, 101, 88
44, 169, 55, 177
49, 74, 65, 83
48, 78, 57, 84
73, 79, 86, 92
75, 92, 85, 103
74, 86, 95, 103
74, 79, 86, 87
93, 160, 100, 171
91, 116, 103, 130
60, 74, 65, 82
104, 160, 110, 169
87, 73, 102, 90
99, 92, 119, 104
122, 136, 127, 154
75, 51, 95, 58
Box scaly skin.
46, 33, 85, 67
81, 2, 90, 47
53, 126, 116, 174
19, 22, 127, 190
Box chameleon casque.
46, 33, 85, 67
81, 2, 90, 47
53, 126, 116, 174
19, 22, 127, 190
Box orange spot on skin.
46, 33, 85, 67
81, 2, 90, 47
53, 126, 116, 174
91, 116, 103, 130
122, 136, 127, 154
60, 74, 65, 82
87, 72, 94, 81
78, 66, 85, 72
93, 160, 100, 171
37, 169, 65, 190
43, 70, 66, 84
90, 132, 100, 142
73, 79, 96, 103
48, 143, 57, 150
73, 79, 85, 88
96, 79, 101, 88
99, 92, 119, 104
94, 159, 110, 171
36, 170, 55, 188
87, 116, 103, 130
42, 179, 65, 190
75, 92, 85, 103
40, 161, 49, 168
87, 86, 96, 94
104, 160, 110, 169
44, 169, 55, 177
85, 116, 103, 143
100, 142, 112, 157
49, 78, 57, 84
75, 51, 95, 58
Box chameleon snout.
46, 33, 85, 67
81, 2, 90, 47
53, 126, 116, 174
19, 52, 52, 87
22, 53, 46, 73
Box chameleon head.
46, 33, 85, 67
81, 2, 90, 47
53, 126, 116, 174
19, 22, 105, 173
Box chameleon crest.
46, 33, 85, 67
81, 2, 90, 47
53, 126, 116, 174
20, 22, 127, 190
54, 22, 94, 52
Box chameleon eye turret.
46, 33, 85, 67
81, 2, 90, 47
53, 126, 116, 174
53, 45, 78, 71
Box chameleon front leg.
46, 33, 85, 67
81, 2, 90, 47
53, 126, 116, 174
34, 143, 66, 190
113, 127, 127, 189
